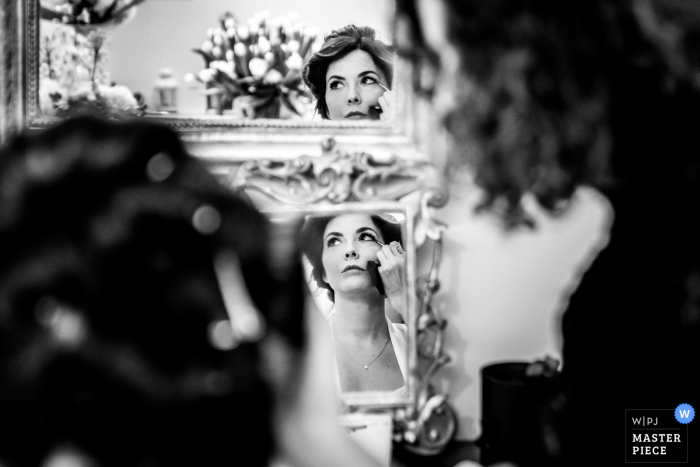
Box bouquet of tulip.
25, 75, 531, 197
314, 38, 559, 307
39, 0, 144, 27
186, 10, 321, 118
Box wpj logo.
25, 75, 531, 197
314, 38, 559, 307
676, 405, 694, 424
625, 405, 694, 463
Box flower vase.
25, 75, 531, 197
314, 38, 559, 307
250, 94, 296, 119
253, 97, 283, 119
229, 95, 289, 119
205, 88, 234, 115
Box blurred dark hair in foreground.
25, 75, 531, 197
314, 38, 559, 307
393, 0, 700, 464
396, 0, 700, 228
0, 116, 304, 467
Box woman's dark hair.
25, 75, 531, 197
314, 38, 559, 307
0, 116, 304, 467
394, 0, 700, 228
302, 24, 394, 119
299, 214, 402, 303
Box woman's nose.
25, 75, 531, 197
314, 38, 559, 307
346, 87, 361, 105
344, 249, 359, 259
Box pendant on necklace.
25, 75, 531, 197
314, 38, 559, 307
364, 365, 368, 370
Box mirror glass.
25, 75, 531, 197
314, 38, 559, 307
33, 0, 399, 128
263, 202, 416, 407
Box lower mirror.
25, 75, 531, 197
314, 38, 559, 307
263, 202, 417, 409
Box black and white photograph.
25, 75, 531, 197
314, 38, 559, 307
1, 1, 698, 466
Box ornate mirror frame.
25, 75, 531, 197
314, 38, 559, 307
1, 0, 24, 145
1, 0, 456, 454
230, 137, 456, 454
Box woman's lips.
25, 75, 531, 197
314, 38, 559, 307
342, 265, 366, 273
344, 111, 368, 119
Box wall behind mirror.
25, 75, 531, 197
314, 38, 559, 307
105, 0, 394, 116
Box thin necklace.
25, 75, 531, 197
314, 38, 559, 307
336, 336, 391, 370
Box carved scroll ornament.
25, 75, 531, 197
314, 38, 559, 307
229, 137, 446, 207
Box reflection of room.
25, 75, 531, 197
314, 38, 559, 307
106, 0, 393, 114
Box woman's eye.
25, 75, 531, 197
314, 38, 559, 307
329, 81, 344, 90
326, 237, 341, 247
359, 232, 377, 242
361, 76, 378, 85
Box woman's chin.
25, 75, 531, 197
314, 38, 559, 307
336, 281, 382, 298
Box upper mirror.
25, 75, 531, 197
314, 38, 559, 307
29, 0, 408, 134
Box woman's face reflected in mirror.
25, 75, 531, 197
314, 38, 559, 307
302, 24, 394, 121
325, 50, 389, 121
322, 214, 385, 296
300, 211, 408, 394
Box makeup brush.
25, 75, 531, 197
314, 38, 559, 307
369, 82, 390, 120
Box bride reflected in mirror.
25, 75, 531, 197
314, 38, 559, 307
302, 25, 393, 122
300, 213, 408, 394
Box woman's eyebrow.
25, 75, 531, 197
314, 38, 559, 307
356, 227, 378, 235
327, 71, 379, 83
324, 231, 343, 241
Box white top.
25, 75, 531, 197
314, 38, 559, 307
328, 311, 408, 394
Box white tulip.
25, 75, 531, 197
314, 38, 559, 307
264, 69, 283, 84
234, 43, 248, 57
210, 60, 227, 71
247, 18, 259, 34
248, 57, 269, 80
223, 61, 237, 78
198, 69, 216, 83
286, 53, 303, 71
268, 27, 279, 44
287, 40, 300, 54
237, 26, 249, 41
258, 37, 271, 55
